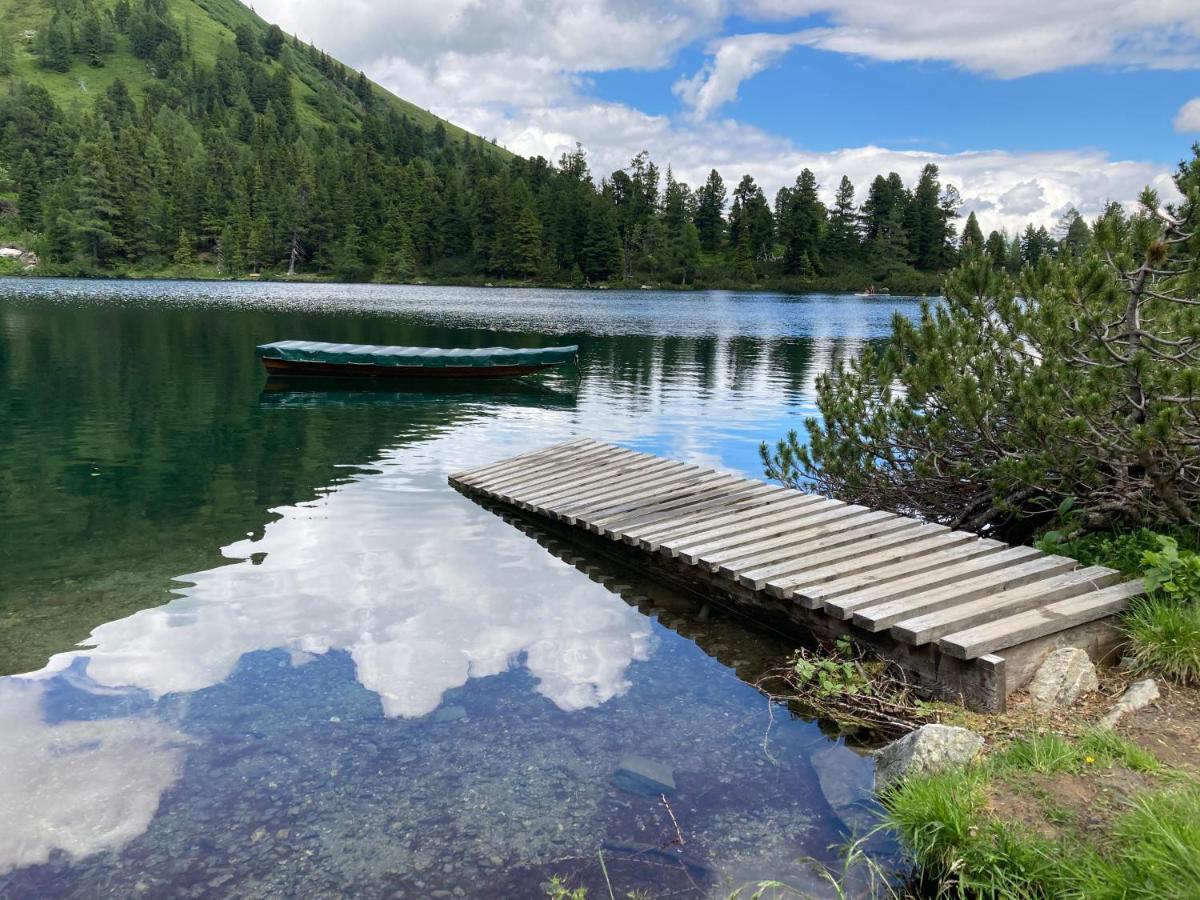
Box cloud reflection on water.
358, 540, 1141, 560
0, 680, 187, 875
33, 438, 654, 719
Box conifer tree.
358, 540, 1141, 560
960, 211, 984, 251
511, 205, 543, 279
15, 151, 41, 230
732, 230, 755, 281
763, 162, 1200, 537
70, 131, 121, 265
694, 169, 726, 251
581, 197, 622, 282
173, 229, 194, 266
984, 230, 1008, 269
822, 175, 860, 264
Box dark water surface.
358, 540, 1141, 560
0, 279, 920, 898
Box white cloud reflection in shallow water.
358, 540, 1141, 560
30, 427, 655, 719
0, 680, 187, 875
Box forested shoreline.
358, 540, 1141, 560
1, 0, 1094, 291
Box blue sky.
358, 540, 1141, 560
591, 51, 1192, 162
258, 0, 1200, 233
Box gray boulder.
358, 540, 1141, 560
1028, 647, 1098, 712
1099, 678, 1160, 729
873, 724, 983, 792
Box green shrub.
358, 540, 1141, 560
1123, 596, 1200, 684
1036, 527, 1169, 574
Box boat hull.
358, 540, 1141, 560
260, 356, 563, 379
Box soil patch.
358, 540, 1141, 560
1113, 681, 1200, 773
988, 766, 1162, 842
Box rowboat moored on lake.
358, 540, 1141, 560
256, 340, 579, 379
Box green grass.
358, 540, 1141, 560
990, 733, 1081, 774
875, 731, 1198, 899
989, 730, 1160, 776
1123, 596, 1200, 684
1102, 788, 1200, 896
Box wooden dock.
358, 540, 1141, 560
449, 439, 1144, 711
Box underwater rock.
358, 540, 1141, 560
611, 755, 676, 796
809, 745, 878, 834
432, 704, 467, 723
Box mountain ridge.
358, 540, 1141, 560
0, 0, 502, 153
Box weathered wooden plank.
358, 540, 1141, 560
782, 535, 1008, 614
740, 522, 952, 591
545, 465, 715, 522
481, 444, 641, 497
637, 489, 814, 551
463, 439, 616, 489
707, 511, 913, 574
938, 579, 1145, 660
546, 463, 727, 516
502, 454, 676, 507
475, 448, 637, 501
808, 541, 1021, 613
620, 484, 815, 546
889, 566, 1125, 645
518, 457, 693, 511
665, 496, 851, 562
677, 504, 874, 568
606, 492, 774, 542
850, 554, 1082, 634
597, 478, 763, 536
450, 438, 594, 485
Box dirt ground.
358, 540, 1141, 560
979, 670, 1199, 839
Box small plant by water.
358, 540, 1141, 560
757, 638, 940, 738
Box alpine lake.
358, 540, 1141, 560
0, 279, 924, 898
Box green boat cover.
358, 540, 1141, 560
256, 340, 578, 369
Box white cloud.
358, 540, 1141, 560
737, 1, 1200, 78
674, 31, 820, 120
1176, 97, 1200, 132
248, 0, 1183, 234
997, 180, 1047, 217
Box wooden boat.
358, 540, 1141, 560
256, 340, 578, 379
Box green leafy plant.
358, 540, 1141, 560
1142, 536, 1200, 601
791, 637, 877, 698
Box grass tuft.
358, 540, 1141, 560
880, 767, 987, 876
1123, 596, 1200, 684
1100, 787, 1200, 896
990, 733, 1080, 774
1076, 729, 1160, 773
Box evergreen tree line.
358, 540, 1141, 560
1, 0, 1096, 288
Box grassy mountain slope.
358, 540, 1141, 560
0, 0, 499, 151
